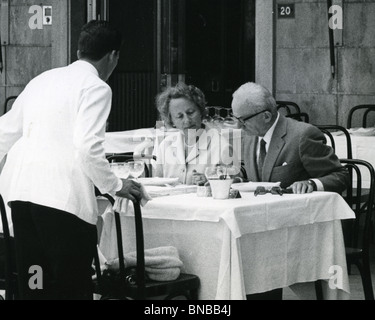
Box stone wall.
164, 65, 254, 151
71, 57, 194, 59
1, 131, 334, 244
274, 0, 375, 126
0, 0, 68, 116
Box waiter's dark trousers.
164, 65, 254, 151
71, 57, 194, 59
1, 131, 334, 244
11, 201, 97, 300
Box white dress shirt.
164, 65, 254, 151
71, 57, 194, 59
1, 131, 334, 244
0, 60, 122, 225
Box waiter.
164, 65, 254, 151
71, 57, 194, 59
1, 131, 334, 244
0, 20, 141, 300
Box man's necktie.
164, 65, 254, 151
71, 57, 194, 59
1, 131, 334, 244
257, 138, 267, 180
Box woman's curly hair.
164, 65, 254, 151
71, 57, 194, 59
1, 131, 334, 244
156, 83, 207, 127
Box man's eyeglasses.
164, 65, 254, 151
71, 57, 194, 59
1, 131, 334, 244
254, 186, 294, 196
231, 110, 268, 125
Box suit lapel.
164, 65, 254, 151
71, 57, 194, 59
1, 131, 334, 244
262, 116, 287, 181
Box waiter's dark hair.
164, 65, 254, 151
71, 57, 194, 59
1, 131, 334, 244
78, 20, 122, 61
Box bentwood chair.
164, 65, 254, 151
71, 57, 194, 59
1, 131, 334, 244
276, 101, 301, 115
2, 96, 18, 115
316, 125, 353, 159
347, 105, 375, 129
93, 194, 200, 300
340, 159, 374, 300
285, 112, 310, 123
0, 194, 17, 300
315, 159, 375, 300
276, 101, 310, 123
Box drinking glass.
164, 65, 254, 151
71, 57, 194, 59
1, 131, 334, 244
110, 162, 130, 179
202, 107, 213, 126
223, 109, 237, 128
128, 160, 145, 180
212, 106, 224, 123
205, 165, 227, 180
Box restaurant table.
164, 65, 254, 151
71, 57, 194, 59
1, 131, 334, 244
104, 128, 155, 154
328, 128, 375, 187
98, 190, 355, 300
104, 127, 242, 155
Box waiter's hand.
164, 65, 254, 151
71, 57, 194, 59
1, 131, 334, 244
288, 180, 314, 194
116, 179, 142, 202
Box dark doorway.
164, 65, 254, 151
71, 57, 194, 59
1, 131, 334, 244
185, 0, 256, 109
106, 0, 158, 131
76, 0, 255, 131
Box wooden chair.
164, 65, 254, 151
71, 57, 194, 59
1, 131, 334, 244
285, 112, 310, 123
276, 101, 310, 123
347, 105, 375, 129
315, 159, 375, 300
0, 195, 17, 300
276, 101, 301, 115
2, 96, 18, 115
340, 159, 375, 300
93, 194, 200, 300
316, 125, 353, 159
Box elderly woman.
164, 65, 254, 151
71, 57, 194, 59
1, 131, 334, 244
153, 83, 237, 185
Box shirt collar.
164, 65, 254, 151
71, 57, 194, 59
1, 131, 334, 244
259, 112, 280, 147
71, 60, 99, 77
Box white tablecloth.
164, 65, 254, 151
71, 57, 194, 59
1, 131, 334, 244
98, 191, 355, 300
330, 133, 375, 187
104, 128, 155, 154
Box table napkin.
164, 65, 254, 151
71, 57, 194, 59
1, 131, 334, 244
105, 246, 183, 281
231, 181, 281, 192
112, 183, 152, 213
332, 127, 375, 136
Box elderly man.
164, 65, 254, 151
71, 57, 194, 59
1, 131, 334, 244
231, 82, 349, 300
232, 82, 348, 194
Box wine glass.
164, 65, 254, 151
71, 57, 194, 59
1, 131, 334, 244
205, 165, 227, 181
202, 107, 213, 126
110, 162, 130, 179
203, 106, 215, 129
128, 160, 145, 180
223, 108, 238, 128
212, 106, 224, 122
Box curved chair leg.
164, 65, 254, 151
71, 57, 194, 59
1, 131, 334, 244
315, 280, 324, 300
190, 288, 199, 300
361, 258, 375, 300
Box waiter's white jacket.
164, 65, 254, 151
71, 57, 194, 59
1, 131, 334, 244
0, 60, 122, 225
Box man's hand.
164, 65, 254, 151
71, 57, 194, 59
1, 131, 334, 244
115, 179, 142, 202
192, 170, 208, 185
288, 180, 315, 194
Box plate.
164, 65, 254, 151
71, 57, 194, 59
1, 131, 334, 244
137, 177, 180, 186
231, 181, 281, 192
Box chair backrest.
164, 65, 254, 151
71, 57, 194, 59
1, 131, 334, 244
0, 194, 14, 299
106, 153, 156, 178
3, 96, 18, 115
285, 112, 310, 123
97, 194, 146, 299
316, 125, 353, 159
347, 105, 375, 129
340, 159, 375, 255
276, 101, 301, 115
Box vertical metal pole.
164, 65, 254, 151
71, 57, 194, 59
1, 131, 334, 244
0, 0, 9, 96
156, 0, 162, 92
327, 0, 336, 79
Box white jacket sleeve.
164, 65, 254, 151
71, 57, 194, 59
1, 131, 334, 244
73, 83, 122, 194
0, 93, 24, 162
